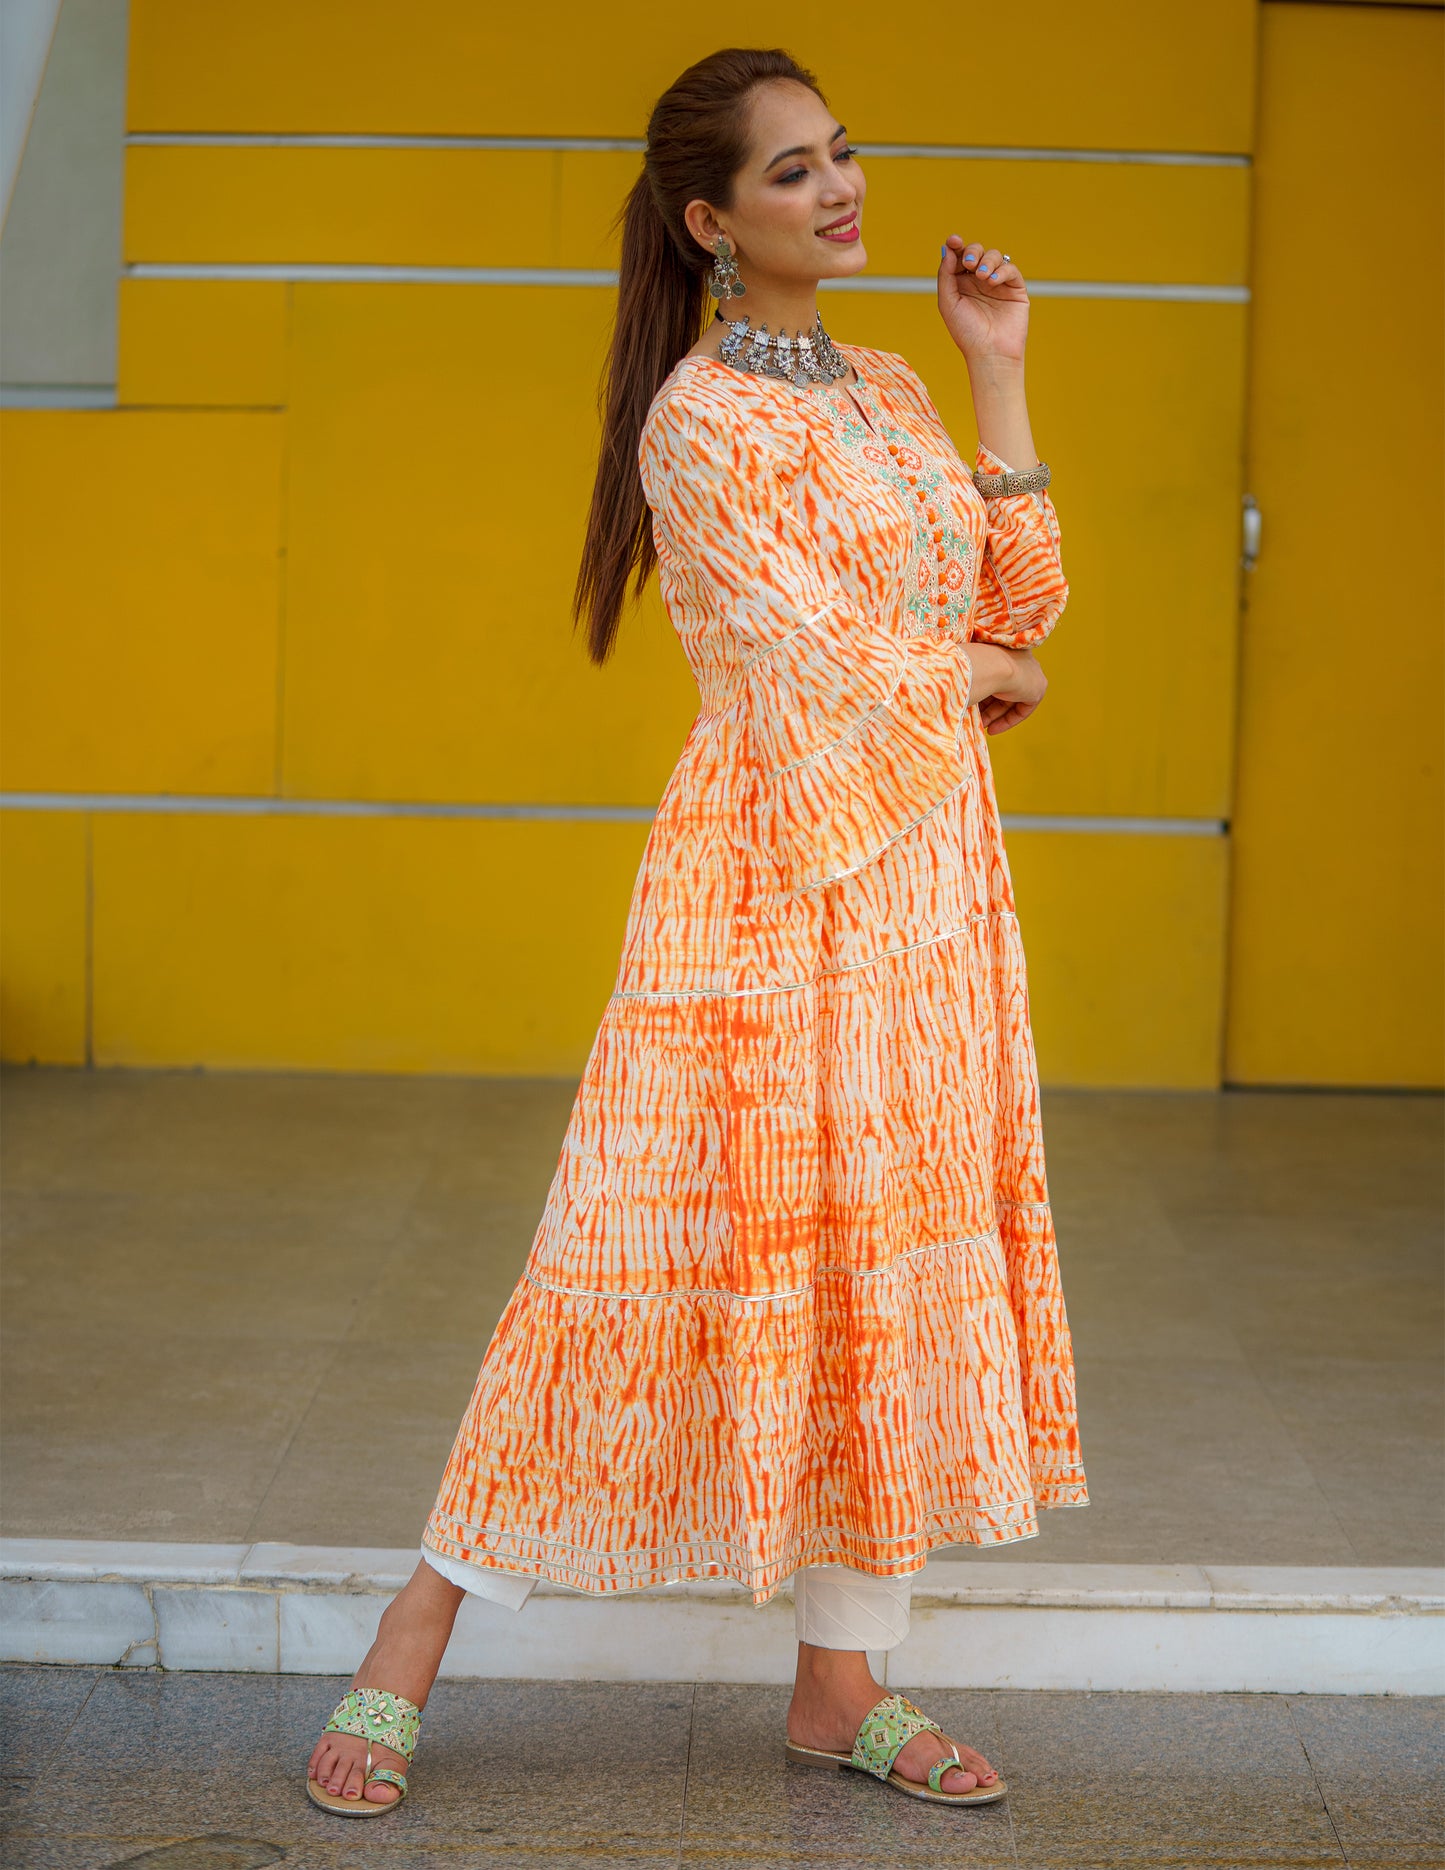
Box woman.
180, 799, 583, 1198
306, 45, 1087, 1818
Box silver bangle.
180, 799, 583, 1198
972, 460, 1051, 498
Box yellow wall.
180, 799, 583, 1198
1226, 2, 1444, 1086
123, 3, 1257, 151
2, 2, 1438, 1086
2, 411, 285, 794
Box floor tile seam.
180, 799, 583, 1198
355, 1170, 458, 1338
1001, 1730, 1023, 1866
1091, 1323, 1383, 1555
998, 1855, 1344, 1869
1284, 1696, 1352, 1867
58, 1668, 109, 1772
7, 1669, 109, 1792
1228, 1341, 1378, 1567
237, 1157, 439, 1546
677, 1679, 697, 1865
235, 1334, 360, 1550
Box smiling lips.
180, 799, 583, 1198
818, 213, 860, 243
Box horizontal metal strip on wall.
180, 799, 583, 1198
0, 386, 119, 408
123, 262, 1249, 303
126, 132, 1250, 167
2, 793, 657, 823
1, 792, 1227, 835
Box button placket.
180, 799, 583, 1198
817, 371, 977, 638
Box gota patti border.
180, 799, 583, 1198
521, 1211, 1054, 1307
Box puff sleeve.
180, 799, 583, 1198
874, 354, 1069, 650
641, 381, 976, 900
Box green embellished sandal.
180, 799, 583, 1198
784, 1690, 1007, 1806
306, 1686, 421, 1818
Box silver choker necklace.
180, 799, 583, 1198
714, 309, 850, 388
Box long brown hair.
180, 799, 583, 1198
571, 48, 827, 666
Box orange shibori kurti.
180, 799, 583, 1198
424, 342, 1089, 1607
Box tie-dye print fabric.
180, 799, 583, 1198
424, 344, 1088, 1606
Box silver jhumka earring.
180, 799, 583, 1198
714, 309, 850, 389
706, 235, 746, 302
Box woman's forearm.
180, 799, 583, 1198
964, 642, 1023, 708
966, 354, 1040, 471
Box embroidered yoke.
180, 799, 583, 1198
424, 344, 1089, 1606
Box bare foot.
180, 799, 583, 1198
307, 1559, 464, 1807
787, 1642, 999, 1795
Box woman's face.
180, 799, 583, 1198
687, 80, 868, 290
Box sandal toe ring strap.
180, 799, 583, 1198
364, 1766, 409, 1795
927, 1747, 966, 1792
850, 1692, 947, 1782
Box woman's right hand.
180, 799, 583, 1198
966, 643, 1048, 734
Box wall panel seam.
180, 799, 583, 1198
125, 133, 1252, 166
273, 279, 294, 797
0, 793, 1228, 834
119, 263, 1250, 303
83, 811, 94, 1069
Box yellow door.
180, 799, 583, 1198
1227, 0, 1444, 1085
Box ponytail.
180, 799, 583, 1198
571, 48, 826, 666
572, 173, 706, 666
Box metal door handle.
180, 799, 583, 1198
1241, 495, 1261, 571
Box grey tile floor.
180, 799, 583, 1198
2, 1068, 1441, 1567
1, 1666, 1441, 1869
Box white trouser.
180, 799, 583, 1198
792, 1562, 912, 1649
421, 1544, 912, 1650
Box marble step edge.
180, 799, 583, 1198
2, 1540, 1441, 1614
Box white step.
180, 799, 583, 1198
2, 1540, 1441, 1695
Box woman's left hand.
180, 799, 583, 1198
937, 235, 1029, 366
